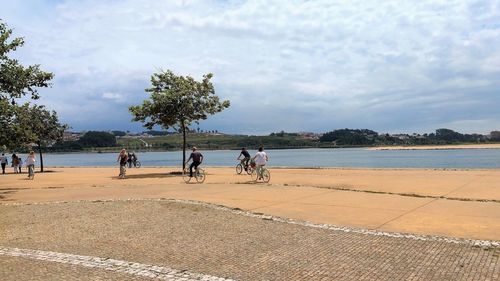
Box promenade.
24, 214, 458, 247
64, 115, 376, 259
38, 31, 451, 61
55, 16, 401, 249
1, 167, 499, 280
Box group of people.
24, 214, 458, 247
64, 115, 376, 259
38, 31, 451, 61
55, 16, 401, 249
0, 152, 37, 177
116, 146, 269, 180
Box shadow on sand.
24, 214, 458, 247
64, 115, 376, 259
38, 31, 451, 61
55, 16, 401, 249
113, 172, 183, 180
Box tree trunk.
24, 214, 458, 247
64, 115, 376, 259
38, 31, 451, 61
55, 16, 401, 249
182, 121, 187, 170
37, 141, 44, 172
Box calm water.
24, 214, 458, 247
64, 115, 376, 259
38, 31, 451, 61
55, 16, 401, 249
34, 148, 500, 169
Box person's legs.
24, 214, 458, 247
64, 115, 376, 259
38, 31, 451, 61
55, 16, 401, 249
1, 163, 5, 174
28, 165, 34, 177
189, 162, 195, 177
119, 165, 126, 178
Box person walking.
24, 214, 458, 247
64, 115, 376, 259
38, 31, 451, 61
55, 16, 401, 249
25, 151, 36, 178
185, 147, 203, 177
252, 146, 269, 180
11, 154, 19, 174
0, 153, 8, 174
18, 156, 23, 173
117, 149, 128, 179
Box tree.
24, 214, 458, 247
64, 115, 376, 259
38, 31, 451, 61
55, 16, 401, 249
0, 21, 54, 102
0, 20, 55, 151
130, 70, 230, 169
27, 105, 68, 172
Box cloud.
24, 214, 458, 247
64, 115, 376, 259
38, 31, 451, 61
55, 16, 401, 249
1, 0, 499, 134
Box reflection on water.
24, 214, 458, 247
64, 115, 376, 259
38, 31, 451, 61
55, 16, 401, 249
39, 148, 500, 168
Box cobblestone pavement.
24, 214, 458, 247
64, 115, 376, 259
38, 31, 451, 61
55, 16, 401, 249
0, 256, 151, 281
1, 200, 499, 281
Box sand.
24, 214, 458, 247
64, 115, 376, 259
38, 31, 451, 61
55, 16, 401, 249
368, 143, 500, 150
1, 167, 499, 240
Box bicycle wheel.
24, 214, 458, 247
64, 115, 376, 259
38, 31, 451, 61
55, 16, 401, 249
250, 169, 258, 182
236, 164, 243, 174
135, 161, 141, 168
182, 168, 191, 183
195, 168, 206, 183
246, 165, 253, 175
262, 169, 270, 183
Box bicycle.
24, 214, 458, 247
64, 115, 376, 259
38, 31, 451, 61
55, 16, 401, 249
236, 160, 253, 175
251, 165, 270, 183
133, 160, 141, 168
183, 166, 206, 183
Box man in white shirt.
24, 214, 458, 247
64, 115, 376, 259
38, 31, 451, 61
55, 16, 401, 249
252, 146, 268, 180
0, 153, 8, 174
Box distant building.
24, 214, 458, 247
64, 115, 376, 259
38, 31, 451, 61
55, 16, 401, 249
63, 132, 82, 141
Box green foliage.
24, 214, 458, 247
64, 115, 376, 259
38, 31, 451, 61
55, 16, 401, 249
0, 20, 57, 155
111, 130, 127, 137
130, 70, 230, 131
0, 21, 54, 101
78, 131, 117, 147
490, 131, 500, 142
129, 69, 230, 167
319, 129, 378, 145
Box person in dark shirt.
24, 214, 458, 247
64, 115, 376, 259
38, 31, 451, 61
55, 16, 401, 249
117, 149, 128, 179
237, 147, 251, 170
185, 147, 203, 177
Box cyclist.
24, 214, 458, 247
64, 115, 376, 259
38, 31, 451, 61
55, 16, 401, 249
237, 147, 251, 171
131, 152, 138, 167
185, 147, 203, 177
252, 146, 268, 180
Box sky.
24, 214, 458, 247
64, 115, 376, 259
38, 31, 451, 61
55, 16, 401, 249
1, 0, 499, 135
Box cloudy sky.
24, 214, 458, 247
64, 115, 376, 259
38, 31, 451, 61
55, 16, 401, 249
2, 0, 499, 134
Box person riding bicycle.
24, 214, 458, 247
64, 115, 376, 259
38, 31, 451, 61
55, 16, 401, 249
131, 152, 138, 167
237, 147, 251, 171
185, 147, 203, 177
252, 146, 268, 180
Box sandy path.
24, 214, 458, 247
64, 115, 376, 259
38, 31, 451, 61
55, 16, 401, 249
1, 167, 499, 240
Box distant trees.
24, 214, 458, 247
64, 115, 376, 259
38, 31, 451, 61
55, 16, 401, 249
319, 129, 378, 145
130, 69, 230, 169
78, 131, 116, 147
111, 131, 127, 137
490, 131, 500, 142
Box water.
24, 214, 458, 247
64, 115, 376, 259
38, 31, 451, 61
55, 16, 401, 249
35, 148, 500, 169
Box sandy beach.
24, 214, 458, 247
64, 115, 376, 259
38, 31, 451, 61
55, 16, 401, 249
1, 166, 499, 280
1, 166, 499, 241
368, 143, 500, 150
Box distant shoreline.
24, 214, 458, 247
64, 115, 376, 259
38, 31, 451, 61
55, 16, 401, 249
368, 144, 500, 151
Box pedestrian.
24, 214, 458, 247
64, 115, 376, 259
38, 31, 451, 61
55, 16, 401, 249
18, 156, 23, 173
25, 151, 36, 178
0, 153, 8, 174
11, 154, 19, 174
117, 149, 128, 179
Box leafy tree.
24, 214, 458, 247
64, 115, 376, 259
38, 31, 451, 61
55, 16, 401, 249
0, 21, 54, 102
27, 105, 68, 171
130, 70, 230, 168
0, 20, 55, 152
79, 131, 117, 147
